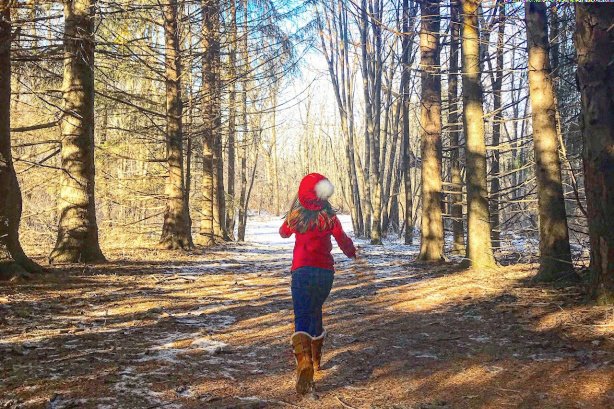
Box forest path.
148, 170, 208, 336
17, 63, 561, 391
1, 216, 613, 409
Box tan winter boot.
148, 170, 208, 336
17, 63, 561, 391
291, 332, 314, 395
311, 330, 327, 371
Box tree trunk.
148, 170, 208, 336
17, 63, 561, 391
525, 2, 575, 281
271, 91, 280, 216
389, 158, 403, 234
380, 59, 396, 234
359, 0, 372, 240
225, 0, 237, 238
160, 0, 193, 250
402, 0, 414, 245
315, 1, 363, 237
186, 85, 193, 210
185, 12, 194, 212
382, 99, 401, 234
343, 5, 363, 237
0, 0, 42, 278
215, 119, 227, 240
368, 0, 383, 245
199, 0, 219, 246
417, 0, 444, 261
574, 3, 614, 302
489, 0, 504, 250
50, 0, 105, 263
449, 0, 464, 254
459, 0, 495, 268
237, 0, 249, 242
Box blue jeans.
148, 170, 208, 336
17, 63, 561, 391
291, 266, 334, 337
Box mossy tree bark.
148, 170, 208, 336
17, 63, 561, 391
574, 3, 614, 303
0, 0, 42, 279
417, 0, 444, 261
525, 2, 576, 281
50, 0, 105, 264
160, 0, 193, 250
459, 0, 495, 269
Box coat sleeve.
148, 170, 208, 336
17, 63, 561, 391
332, 217, 357, 259
279, 220, 293, 238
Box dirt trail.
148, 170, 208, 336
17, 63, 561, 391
1, 217, 613, 409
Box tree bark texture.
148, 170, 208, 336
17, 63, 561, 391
449, 0, 464, 254
460, 0, 495, 268
0, 0, 42, 278
50, 0, 105, 263
574, 3, 614, 302
315, 1, 364, 238
237, 0, 249, 242
402, 0, 413, 245
199, 0, 219, 246
418, 0, 444, 261
359, 0, 372, 241
160, 0, 193, 250
525, 2, 575, 281
271, 91, 280, 217
489, 0, 505, 250
226, 0, 237, 238
381, 99, 401, 234
214, 119, 227, 240
369, 0, 383, 245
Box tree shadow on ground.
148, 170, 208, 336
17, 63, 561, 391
1, 247, 612, 409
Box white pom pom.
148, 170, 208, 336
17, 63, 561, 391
314, 179, 334, 200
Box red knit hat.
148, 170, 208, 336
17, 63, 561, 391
298, 173, 335, 211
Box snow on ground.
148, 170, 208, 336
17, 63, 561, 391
2, 213, 611, 409
244, 213, 293, 247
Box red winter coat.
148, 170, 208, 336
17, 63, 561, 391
279, 216, 357, 272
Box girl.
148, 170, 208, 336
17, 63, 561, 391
279, 173, 357, 395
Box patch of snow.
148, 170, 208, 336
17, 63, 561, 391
190, 338, 228, 354
139, 331, 233, 364
411, 351, 440, 359
172, 313, 236, 329
245, 216, 293, 247
528, 354, 565, 362
469, 335, 491, 343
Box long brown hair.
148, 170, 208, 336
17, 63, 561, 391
284, 195, 336, 234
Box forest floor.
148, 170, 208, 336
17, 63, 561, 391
1, 216, 613, 409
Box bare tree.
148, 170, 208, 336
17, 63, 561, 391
448, 0, 464, 254
489, 0, 505, 249
160, 0, 193, 250
358, 0, 384, 244
226, 0, 238, 238
237, 0, 249, 242
525, 2, 575, 281
418, 0, 444, 261
199, 0, 220, 246
575, 3, 614, 302
402, 0, 414, 245
0, 0, 42, 278
315, 0, 364, 237
50, 0, 105, 263
460, 0, 495, 268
